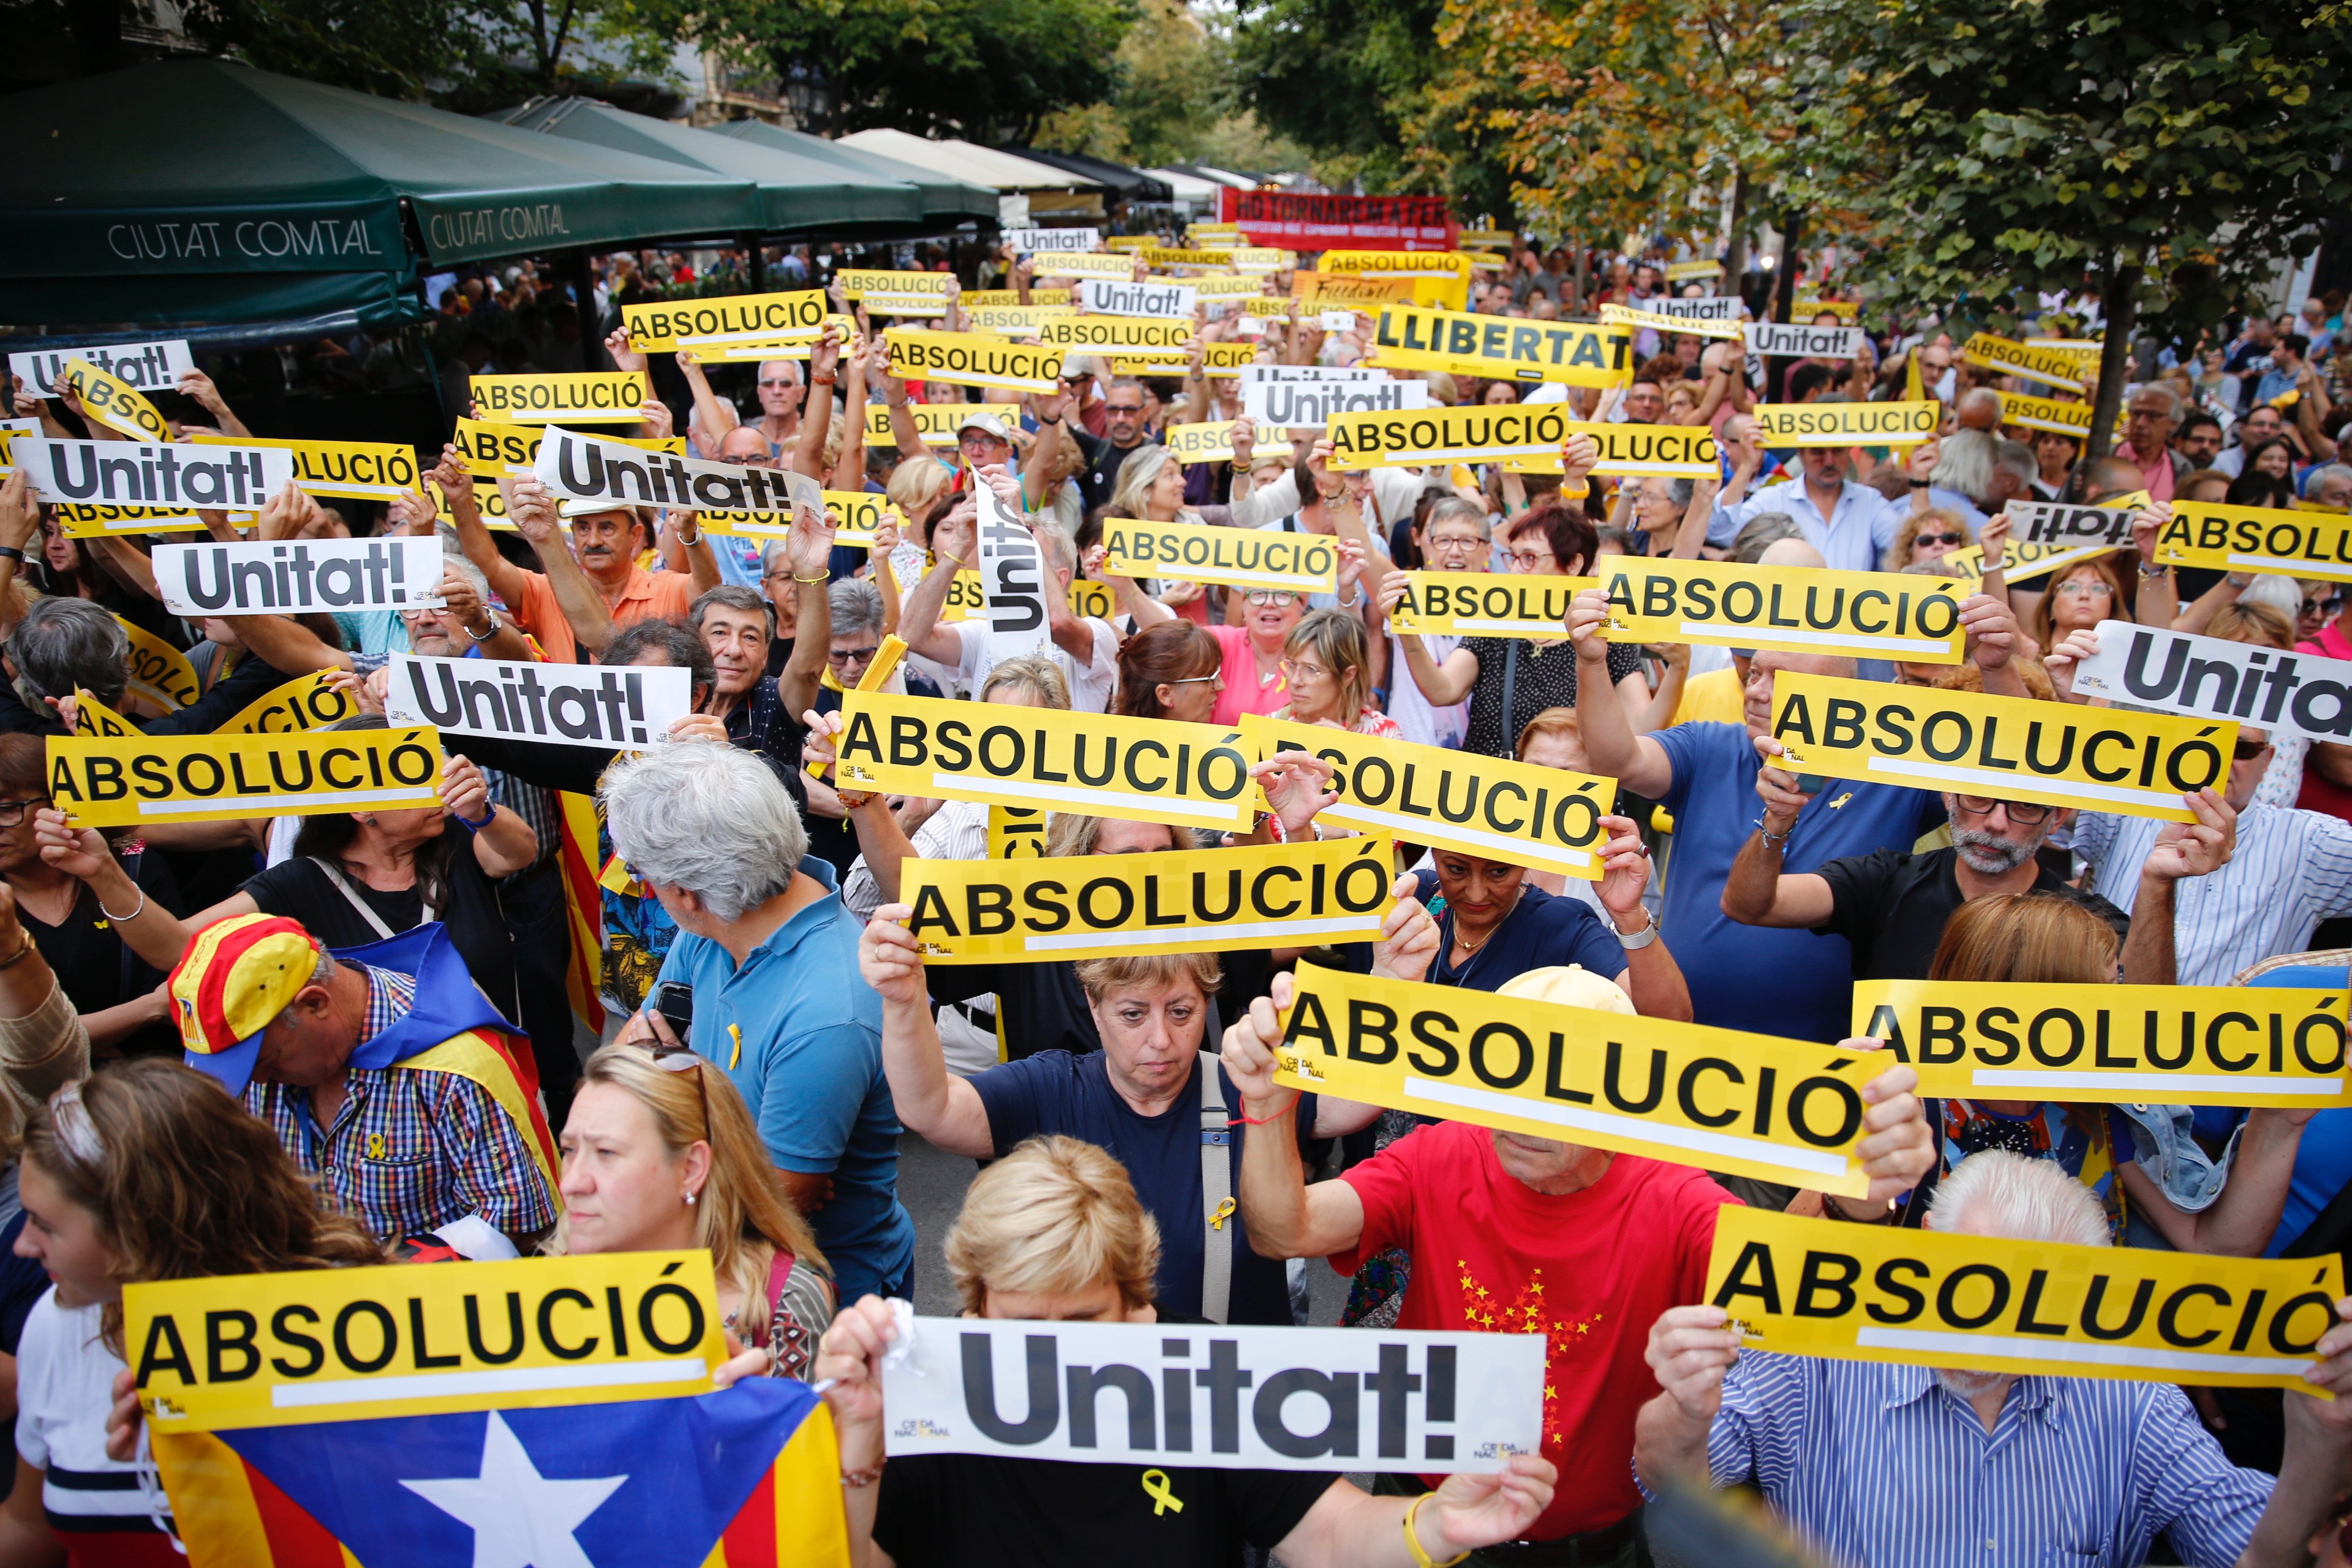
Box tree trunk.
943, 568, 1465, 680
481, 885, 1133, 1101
1721, 170, 1749, 298
1766, 209, 1801, 402
2086, 255, 2143, 465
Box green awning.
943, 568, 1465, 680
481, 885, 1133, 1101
497, 98, 925, 234
0, 59, 760, 328
714, 121, 998, 228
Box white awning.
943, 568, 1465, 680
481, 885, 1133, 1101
835, 129, 1098, 192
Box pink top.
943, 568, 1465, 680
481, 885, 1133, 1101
1210, 623, 1290, 726
2117, 442, 2177, 503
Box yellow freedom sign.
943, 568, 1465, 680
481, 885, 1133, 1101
702, 491, 900, 548
470, 372, 650, 424
1101, 518, 1338, 593
1245, 714, 1613, 880
621, 290, 826, 352
1368, 306, 1632, 388
1597, 303, 1744, 343
1997, 391, 2095, 435
218, 668, 358, 735
837, 690, 1254, 831
1596, 557, 1967, 662
451, 418, 682, 478
126, 1251, 723, 1431
1389, 572, 1594, 638
1163, 420, 1285, 466
1705, 1207, 2343, 1392
1851, 981, 2351, 1108
1769, 671, 2233, 823
863, 403, 1022, 447
55, 502, 208, 537
187, 434, 423, 500
1750, 401, 1941, 447
47, 725, 444, 826
883, 330, 1061, 394
901, 836, 1394, 962
115, 616, 198, 710
59, 358, 172, 442
1962, 333, 2092, 391
1272, 964, 1894, 1197
2155, 500, 2352, 584
1291, 273, 1420, 309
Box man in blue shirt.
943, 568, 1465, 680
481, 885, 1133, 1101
1709, 433, 1921, 572
1568, 591, 1940, 1045
605, 742, 914, 1302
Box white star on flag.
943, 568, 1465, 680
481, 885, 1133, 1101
400, 1409, 628, 1568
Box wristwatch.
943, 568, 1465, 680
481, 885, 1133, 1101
1613, 907, 1660, 949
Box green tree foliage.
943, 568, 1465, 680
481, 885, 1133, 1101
1111, 0, 1225, 166
1788, 0, 2352, 454
650, 0, 1136, 144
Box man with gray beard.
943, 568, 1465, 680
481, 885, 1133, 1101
1717, 745, 2236, 986
1631, 1152, 2352, 1567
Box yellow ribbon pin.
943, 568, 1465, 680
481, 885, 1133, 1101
1209, 1197, 1237, 1231
1140, 1469, 1183, 1517
366, 1133, 386, 1161
728, 1023, 743, 1073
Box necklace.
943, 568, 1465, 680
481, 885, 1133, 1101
1448, 884, 1526, 959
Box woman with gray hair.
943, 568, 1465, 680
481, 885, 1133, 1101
603, 740, 916, 1306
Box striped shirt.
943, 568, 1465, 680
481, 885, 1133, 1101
246, 963, 556, 1243
1679, 1353, 2271, 1568
2075, 804, 2352, 986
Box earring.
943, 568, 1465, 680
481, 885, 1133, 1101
684, 1191, 697, 1207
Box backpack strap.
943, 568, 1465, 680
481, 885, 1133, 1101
1198, 1050, 1234, 1325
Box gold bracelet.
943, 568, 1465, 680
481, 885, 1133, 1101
0, 932, 36, 971
1402, 1494, 1470, 1568
794, 571, 828, 584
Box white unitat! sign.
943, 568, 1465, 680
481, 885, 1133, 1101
2073, 619, 2352, 741
882, 1318, 1544, 1472
977, 485, 1051, 666
1746, 322, 1868, 360
10, 339, 195, 398
151, 538, 442, 617
15, 438, 295, 511
386, 654, 693, 750
1006, 227, 1100, 254
534, 427, 820, 516
1647, 296, 1741, 322
1238, 364, 1384, 385
1243, 376, 1431, 427
1076, 279, 1197, 319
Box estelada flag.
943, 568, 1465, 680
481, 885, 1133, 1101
129, 1253, 849, 1566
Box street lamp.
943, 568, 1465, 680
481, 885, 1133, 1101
780, 62, 832, 135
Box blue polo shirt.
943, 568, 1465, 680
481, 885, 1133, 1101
652, 856, 914, 1301
1651, 722, 1939, 1042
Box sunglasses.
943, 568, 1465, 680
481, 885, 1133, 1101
1104, 404, 1146, 417
2236, 738, 2274, 761
828, 644, 881, 664
1953, 794, 2054, 826
641, 1038, 713, 1137
757, 378, 798, 390
2304, 597, 2343, 616
1913, 532, 1966, 548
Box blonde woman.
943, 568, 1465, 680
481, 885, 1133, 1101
1103, 443, 1215, 624
552, 1042, 835, 1380
1271, 607, 1399, 737
815, 1135, 1556, 1566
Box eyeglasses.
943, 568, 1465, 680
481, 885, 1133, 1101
640, 1038, 712, 1138
1170, 673, 1224, 690
1427, 532, 1487, 552
1243, 590, 1302, 606
828, 644, 881, 665
2054, 580, 2116, 598
1953, 795, 2054, 826
1912, 532, 1965, 548
757, 378, 798, 390
1281, 659, 1333, 682
1506, 549, 1557, 570
1104, 403, 1146, 417
2236, 738, 2274, 761
0, 799, 43, 827
1060, 374, 1093, 386
2304, 597, 2343, 617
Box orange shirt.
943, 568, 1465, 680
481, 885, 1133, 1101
507, 565, 698, 664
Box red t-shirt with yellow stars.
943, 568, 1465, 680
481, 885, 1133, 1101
1335, 1121, 1740, 1540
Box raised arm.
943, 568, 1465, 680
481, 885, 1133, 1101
502, 477, 616, 656
1567, 588, 1676, 796
1222, 973, 1370, 1261
433, 448, 528, 612
857, 911, 995, 1156
1719, 736, 1839, 927
175, 369, 250, 438
894, 496, 975, 666
669, 347, 741, 449
776, 502, 835, 722
875, 341, 929, 466
831, 335, 872, 494
793, 327, 843, 481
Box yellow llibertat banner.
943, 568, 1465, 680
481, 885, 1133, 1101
1705, 1207, 2343, 1392
48, 726, 444, 826
1851, 981, 2351, 1108
114, 616, 198, 710
1270, 964, 1895, 1197
834, 690, 1255, 832
1749, 401, 1941, 447
470, 372, 650, 424
451, 418, 680, 478
1100, 518, 1338, 593
1368, 306, 1632, 388
59, 358, 172, 443
621, 290, 826, 352
881, 330, 1061, 394
1768, 671, 2233, 823
900, 835, 1394, 962
1595, 557, 1967, 663
2155, 500, 2352, 584
1245, 713, 1613, 880
1388, 572, 1593, 638
125, 1251, 723, 1431
217, 668, 359, 735
863, 404, 1022, 447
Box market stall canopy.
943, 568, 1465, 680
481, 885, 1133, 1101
1145, 167, 1227, 209
714, 120, 997, 228
0, 59, 758, 329
996, 147, 1172, 205
493, 97, 925, 233
835, 129, 1098, 194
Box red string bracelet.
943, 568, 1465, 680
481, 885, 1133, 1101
1228, 1090, 1302, 1127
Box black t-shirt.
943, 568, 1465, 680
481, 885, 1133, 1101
20, 849, 182, 1058
1812, 846, 2132, 982
1458, 636, 1645, 758
873, 1450, 1333, 1567
1076, 431, 1153, 514
243, 851, 519, 1022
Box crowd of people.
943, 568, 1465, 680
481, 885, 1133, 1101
0, 228, 2349, 1567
